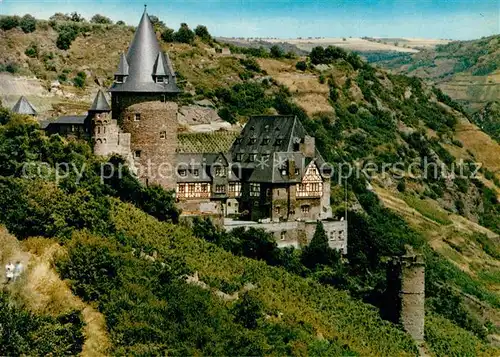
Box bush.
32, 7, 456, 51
161, 27, 174, 42
173, 23, 195, 44
25, 43, 39, 58
397, 180, 406, 192
295, 61, 307, 71
240, 57, 261, 72
72, 71, 86, 88
90, 14, 112, 24
20, 14, 37, 33
0, 16, 20, 31
0, 62, 20, 74
194, 25, 211, 41
270, 45, 284, 59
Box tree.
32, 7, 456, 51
116, 20, 125, 26
20, 14, 37, 33
90, 14, 112, 24
194, 25, 211, 41
161, 27, 174, 43
173, 23, 195, 44
295, 60, 307, 71
270, 45, 284, 58
70, 12, 84, 22
301, 221, 330, 268
49, 13, 70, 22
56, 24, 79, 50
24, 43, 39, 58
309, 46, 325, 65
0, 16, 20, 31
149, 15, 166, 32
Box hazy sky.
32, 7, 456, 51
0, 0, 498, 40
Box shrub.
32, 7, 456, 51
240, 57, 261, 72
397, 180, 406, 192
173, 23, 195, 44
295, 61, 307, 71
25, 43, 39, 58
116, 20, 125, 26
270, 45, 284, 59
90, 14, 112, 24
72, 71, 86, 88
0, 16, 20, 31
20, 14, 37, 33
218, 107, 235, 124
148, 15, 166, 32
0, 62, 20, 74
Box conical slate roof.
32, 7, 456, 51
12, 96, 37, 115
109, 9, 179, 93
89, 90, 111, 112
115, 53, 129, 76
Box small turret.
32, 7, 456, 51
12, 96, 37, 116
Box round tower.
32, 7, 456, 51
109, 8, 181, 189
399, 250, 425, 343
88, 90, 112, 156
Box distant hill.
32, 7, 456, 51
372, 35, 500, 113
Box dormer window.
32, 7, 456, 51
114, 75, 126, 83
249, 137, 257, 144
155, 76, 168, 84
262, 138, 270, 145
249, 154, 256, 162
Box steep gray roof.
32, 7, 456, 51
89, 90, 111, 112
12, 96, 37, 115
229, 115, 323, 183
109, 10, 180, 93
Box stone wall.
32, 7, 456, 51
224, 219, 348, 253
92, 113, 131, 158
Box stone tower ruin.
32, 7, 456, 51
386, 247, 425, 343
108, 8, 181, 189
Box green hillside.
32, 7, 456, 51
0, 13, 499, 355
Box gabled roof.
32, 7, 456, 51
109, 9, 180, 93
12, 96, 37, 115
115, 53, 129, 76
39, 115, 87, 129
89, 90, 111, 112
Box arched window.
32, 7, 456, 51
97, 127, 101, 134
96, 139, 102, 144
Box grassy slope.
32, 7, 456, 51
109, 199, 495, 356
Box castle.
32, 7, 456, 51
15, 9, 347, 253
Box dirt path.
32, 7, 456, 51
0, 227, 111, 356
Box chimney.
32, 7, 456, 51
288, 159, 295, 178
300, 135, 315, 157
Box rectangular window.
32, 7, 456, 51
160, 131, 166, 139
201, 183, 208, 193
215, 166, 225, 177
228, 182, 241, 197
329, 231, 336, 241
134, 113, 141, 121
156, 76, 164, 83
134, 150, 141, 158
215, 184, 226, 194
193, 169, 199, 177
280, 231, 286, 240
178, 169, 187, 177
262, 138, 269, 145
188, 183, 195, 193
178, 184, 185, 193
249, 138, 257, 144
301, 205, 310, 213
275, 206, 281, 214
235, 153, 243, 162
115, 75, 124, 83
249, 154, 256, 162
250, 183, 260, 197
